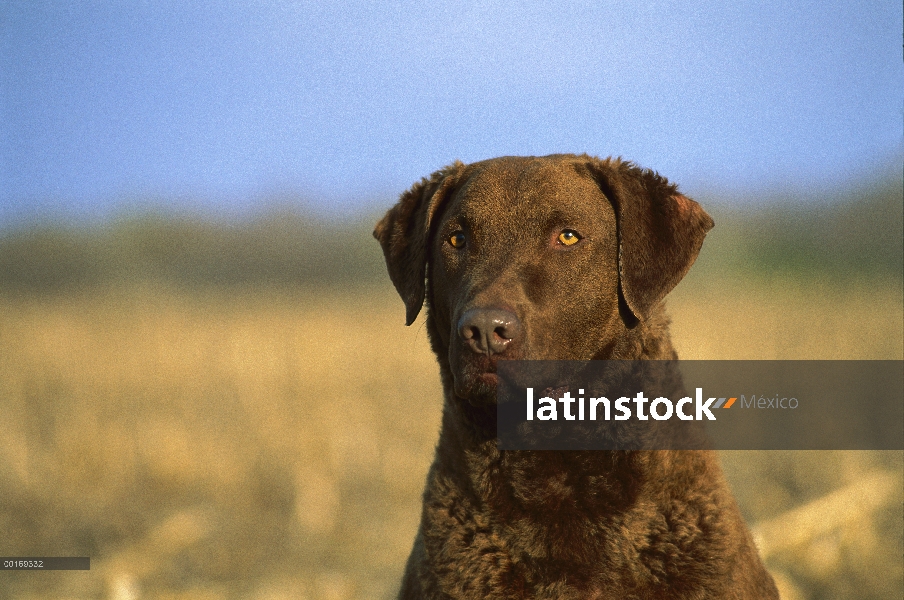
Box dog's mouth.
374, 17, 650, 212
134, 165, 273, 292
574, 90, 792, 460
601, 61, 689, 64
452, 353, 503, 404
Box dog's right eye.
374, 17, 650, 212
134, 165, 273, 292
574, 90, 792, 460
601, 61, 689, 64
449, 232, 466, 248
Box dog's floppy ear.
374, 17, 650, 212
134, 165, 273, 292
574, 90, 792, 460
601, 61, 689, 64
374, 162, 465, 325
587, 157, 714, 322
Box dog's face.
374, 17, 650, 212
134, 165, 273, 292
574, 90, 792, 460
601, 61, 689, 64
429, 158, 622, 401
375, 154, 713, 404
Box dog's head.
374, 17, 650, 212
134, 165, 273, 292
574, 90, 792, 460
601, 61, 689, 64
374, 154, 713, 403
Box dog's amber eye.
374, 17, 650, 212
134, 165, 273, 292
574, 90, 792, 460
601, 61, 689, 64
449, 232, 466, 248
557, 230, 581, 246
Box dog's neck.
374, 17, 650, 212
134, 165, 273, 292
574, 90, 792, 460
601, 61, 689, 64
434, 395, 653, 569
428, 305, 678, 516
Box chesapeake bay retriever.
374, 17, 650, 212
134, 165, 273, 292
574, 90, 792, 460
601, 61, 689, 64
374, 154, 778, 599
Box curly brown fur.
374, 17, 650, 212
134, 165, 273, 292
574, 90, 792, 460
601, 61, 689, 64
375, 154, 778, 599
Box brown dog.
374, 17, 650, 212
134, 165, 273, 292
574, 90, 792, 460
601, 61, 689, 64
374, 155, 778, 599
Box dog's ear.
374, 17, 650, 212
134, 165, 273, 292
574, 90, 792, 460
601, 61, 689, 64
587, 157, 714, 322
374, 162, 466, 325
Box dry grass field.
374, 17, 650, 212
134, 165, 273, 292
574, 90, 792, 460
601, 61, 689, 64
0, 274, 901, 600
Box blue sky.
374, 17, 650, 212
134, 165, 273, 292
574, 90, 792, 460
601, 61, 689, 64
2, 1, 902, 224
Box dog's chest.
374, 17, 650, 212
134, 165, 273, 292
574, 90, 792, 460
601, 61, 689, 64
419, 457, 682, 598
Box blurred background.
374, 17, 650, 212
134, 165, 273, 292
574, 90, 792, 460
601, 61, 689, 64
1, 2, 902, 599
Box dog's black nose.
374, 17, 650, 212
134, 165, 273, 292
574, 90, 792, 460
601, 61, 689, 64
457, 308, 521, 355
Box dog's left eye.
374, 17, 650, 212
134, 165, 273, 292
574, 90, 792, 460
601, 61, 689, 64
557, 230, 581, 246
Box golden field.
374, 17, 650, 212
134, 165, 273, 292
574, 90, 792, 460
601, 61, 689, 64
0, 274, 901, 600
